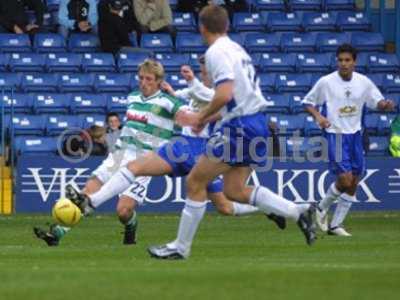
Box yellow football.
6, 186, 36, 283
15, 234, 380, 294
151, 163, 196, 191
52, 198, 81, 227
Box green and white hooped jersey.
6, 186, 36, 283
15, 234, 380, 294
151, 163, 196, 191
115, 90, 183, 151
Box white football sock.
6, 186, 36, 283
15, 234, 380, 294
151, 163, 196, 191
90, 167, 135, 208
330, 194, 354, 228
250, 186, 309, 221
175, 198, 207, 256
319, 182, 341, 211
232, 202, 259, 216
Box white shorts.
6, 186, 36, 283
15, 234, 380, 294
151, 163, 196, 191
92, 148, 151, 205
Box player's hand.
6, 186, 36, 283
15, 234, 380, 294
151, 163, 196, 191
175, 109, 201, 128
317, 116, 331, 129
180, 65, 195, 82
13, 25, 24, 34
378, 99, 396, 111
161, 81, 175, 96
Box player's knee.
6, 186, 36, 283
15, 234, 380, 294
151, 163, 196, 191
186, 174, 204, 195
117, 205, 133, 223
337, 174, 353, 192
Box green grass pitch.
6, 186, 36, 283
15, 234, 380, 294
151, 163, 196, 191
1, 212, 399, 300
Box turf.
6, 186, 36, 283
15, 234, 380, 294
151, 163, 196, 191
0, 212, 399, 300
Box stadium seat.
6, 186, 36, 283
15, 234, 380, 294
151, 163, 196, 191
297, 53, 333, 73
288, 93, 306, 113
266, 12, 302, 32
258, 73, 277, 92
21, 73, 59, 93
11, 115, 46, 136
367, 136, 389, 156
259, 53, 297, 73
316, 32, 350, 52
172, 12, 196, 32
154, 53, 190, 72
46, 53, 82, 73
117, 51, 151, 73
71, 94, 107, 114
46, 0, 61, 11
0, 53, 8, 71
377, 114, 397, 135
1, 93, 33, 114
176, 33, 207, 53
268, 114, 305, 135
285, 136, 312, 156
228, 33, 244, 46
383, 74, 400, 94
364, 114, 379, 134
304, 115, 322, 136
325, 0, 355, 10
81, 53, 116, 72
244, 33, 281, 53
33, 33, 66, 53
188, 53, 202, 72
8, 53, 46, 72
0, 73, 22, 91
253, 0, 285, 11
351, 32, 384, 52
107, 94, 129, 114
365, 73, 385, 91
302, 12, 337, 32
289, 0, 322, 11
354, 52, 369, 73
232, 13, 265, 32
80, 114, 106, 129
368, 53, 400, 73
27, 11, 55, 32
59, 73, 95, 93
14, 136, 57, 155
337, 12, 371, 31
165, 74, 188, 90
281, 33, 317, 52
263, 94, 291, 113
0, 33, 31, 52
94, 73, 132, 93
68, 33, 100, 53
386, 94, 400, 113
141, 33, 174, 53
46, 115, 83, 136
33, 93, 71, 114
276, 73, 312, 93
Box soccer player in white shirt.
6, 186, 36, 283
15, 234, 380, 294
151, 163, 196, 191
302, 44, 395, 236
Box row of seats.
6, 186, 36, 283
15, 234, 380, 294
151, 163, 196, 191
0, 31, 386, 54
251, 0, 356, 11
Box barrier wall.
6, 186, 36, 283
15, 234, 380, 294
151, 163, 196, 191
15, 154, 400, 213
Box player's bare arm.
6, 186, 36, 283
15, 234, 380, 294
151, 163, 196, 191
304, 105, 331, 128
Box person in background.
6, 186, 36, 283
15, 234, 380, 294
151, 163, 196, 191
62, 125, 108, 157
0, 0, 45, 34
58, 0, 98, 39
105, 112, 122, 150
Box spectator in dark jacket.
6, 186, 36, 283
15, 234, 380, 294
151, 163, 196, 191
58, 0, 98, 38
0, 0, 45, 34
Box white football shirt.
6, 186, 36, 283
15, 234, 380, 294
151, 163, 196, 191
302, 71, 384, 134
205, 36, 268, 124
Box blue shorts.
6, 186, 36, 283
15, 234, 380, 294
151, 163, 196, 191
326, 131, 365, 176
157, 135, 223, 193
206, 112, 269, 167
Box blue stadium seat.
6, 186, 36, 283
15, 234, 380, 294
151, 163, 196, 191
94, 73, 132, 93
117, 51, 151, 73
351, 32, 384, 52
304, 115, 322, 136
46, 53, 82, 73
337, 12, 371, 31
368, 53, 400, 73
165, 74, 188, 89
253, 0, 285, 11
250, 53, 261, 68
259, 53, 297, 73
289, 93, 306, 113
289, 0, 322, 11
27, 11, 56, 32
14, 136, 57, 155
228, 33, 244, 46
1, 93, 33, 114
176, 33, 206, 53
297, 53, 333, 73
325, 0, 355, 10
285, 137, 316, 156
365, 73, 385, 91
131, 74, 139, 89
302, 12, 337, 32
81, 53, 116, 72
377, 114, 397, 135
8, 53, 46, 72
71, 94, 107, 114
266, 12, 302, 32
232, 13, 265, 32
12, 115, 46, 136
154, 53, 190, 72
0, 73, 22, 91
172, 12, 196, 32
367, 136, 389, 156
0, 53, 8, 71
268, 114, 305, 135
0, 34, 31, 52
68, 34, 100, 52
364, 114, 379, 134
386, 94, 400, 113
46, 0, 61, 11
33, 33, 66, 53
188, 53, 202, 72
258, 73, 277, 92
107, 94, 129, 114
354, 52, 369, 73
276, 74, 312, 93
316, 32, 350, 52
383, 74, 400, 94
80, 114, 106, 129
244, 33, 281, 53
59, 73, 94, 93
21, 73, 59, 93
263, 94, 291, 113
281, 33, 317, 52
33, 93, 71, 114
46, 115, 82, 136
141, 33, 173, 53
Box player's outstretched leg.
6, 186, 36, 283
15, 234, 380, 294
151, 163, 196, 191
33, 224, 70, 246
66, 184, 95, 215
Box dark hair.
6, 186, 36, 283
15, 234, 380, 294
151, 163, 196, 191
336, 43, 358, 60
106, 112, 120, 123
199, 5, 229, 34
198, 55, 205, 65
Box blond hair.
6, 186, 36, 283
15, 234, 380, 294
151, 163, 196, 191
138, 59, 165, 81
